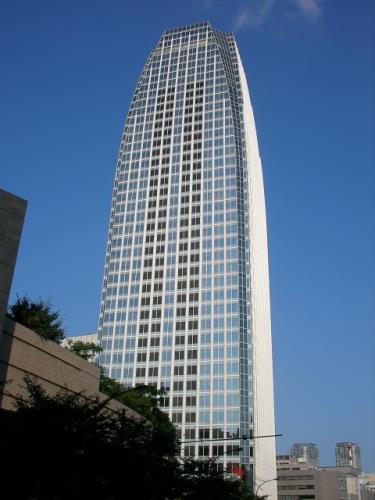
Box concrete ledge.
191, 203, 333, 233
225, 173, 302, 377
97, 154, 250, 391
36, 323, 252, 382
0, 318, 142, 420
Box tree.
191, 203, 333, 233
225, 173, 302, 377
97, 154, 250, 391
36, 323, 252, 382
66, 339, 102, 361
100, 376, 178, 456
0, 377, 181, 499
0, 378, 263, 499
99, 376, 265, 499
8, 295, 65, 343
179, 457, 260, 500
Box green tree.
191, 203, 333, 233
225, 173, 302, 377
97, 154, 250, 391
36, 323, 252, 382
0, 377, 265, 499
179, 457, 259, 500
99, 376, 265, 499
0, 377, 181, 499
66, 339, 102, 360
100, 376, 178, 456
8, 295, 65, 343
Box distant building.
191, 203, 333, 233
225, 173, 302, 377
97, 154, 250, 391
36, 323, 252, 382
359, 473, 375, 500
61, 333, 99, 363
62, 333, 98, 345
61, 332, 99, 349
276, 454, 293, 469
0, 188, 27, 340
276, 454, 311, 470
277, 463, 361, 500
290, 442, 320, 467
336, 442, 362, 471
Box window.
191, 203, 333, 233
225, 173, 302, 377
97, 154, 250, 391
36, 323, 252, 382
198, 446, 209, 457
185, 412, 196, 423
148, 367, 158, 377
174, 366, 184, 376
186, 380, 197, 390
173, 381, 184, 391
136, 368, 146, 377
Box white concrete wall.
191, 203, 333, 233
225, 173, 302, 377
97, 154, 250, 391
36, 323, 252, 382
236, 45, 277, 500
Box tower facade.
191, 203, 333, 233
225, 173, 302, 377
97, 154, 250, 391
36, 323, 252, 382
290, 443, 320, 467
98, 22, 276, 498
336, 442, 362, 471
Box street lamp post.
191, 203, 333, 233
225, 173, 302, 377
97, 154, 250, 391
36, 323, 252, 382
254, 477, 278, 497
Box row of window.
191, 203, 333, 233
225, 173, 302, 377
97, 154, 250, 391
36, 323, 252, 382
103, 278, 240, 301
159, 394, 240, 407
135, 349, 199, 362
108, 247, 239, 271
109, 234, 239, 255
107, 362, 240, 378
183, 445, 243, 458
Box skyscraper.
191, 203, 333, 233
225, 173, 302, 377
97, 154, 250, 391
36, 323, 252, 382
290, 443, 320, 467
98, 22, 276, 498
336, 442, 362, 471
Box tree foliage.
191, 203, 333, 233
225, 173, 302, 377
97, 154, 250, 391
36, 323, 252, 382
66, 339, 102, 360
180, 458, 255, 499
8, 295, 65, 343
100, 376, 178, 456
0, 378, 263, 499
0, 377, 179, 499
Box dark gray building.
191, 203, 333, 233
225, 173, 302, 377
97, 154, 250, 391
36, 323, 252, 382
0, 188, 27, 339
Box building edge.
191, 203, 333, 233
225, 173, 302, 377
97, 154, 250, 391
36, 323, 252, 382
235, 45, 277, 499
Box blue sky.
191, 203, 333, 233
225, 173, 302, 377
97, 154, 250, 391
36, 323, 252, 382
1, 0, 374, 471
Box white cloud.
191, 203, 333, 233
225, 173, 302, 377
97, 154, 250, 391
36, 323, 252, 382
202, 0, 216, 8
234, 9, 250, 30
294, 0, 323, 20
234, 0, 275, 30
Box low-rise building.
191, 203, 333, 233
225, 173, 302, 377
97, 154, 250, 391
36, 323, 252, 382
277, 454, 310, 470
359, 473, 375, 500
277, 462, 361, 500
0, 318, 139, 419
61, 332, 98, 347
61, 332, 99, 363
0, 188, 27, 341
0, 318, 100, 410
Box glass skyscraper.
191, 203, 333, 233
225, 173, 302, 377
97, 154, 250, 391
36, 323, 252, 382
336, 442, 362, 471
290, 443, 320, 467
98, 22, 276, 498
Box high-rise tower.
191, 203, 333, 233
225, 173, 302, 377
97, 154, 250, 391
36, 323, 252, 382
98, 22, 276, 498
336, 442, 362, 471
290, 443, 320, 467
